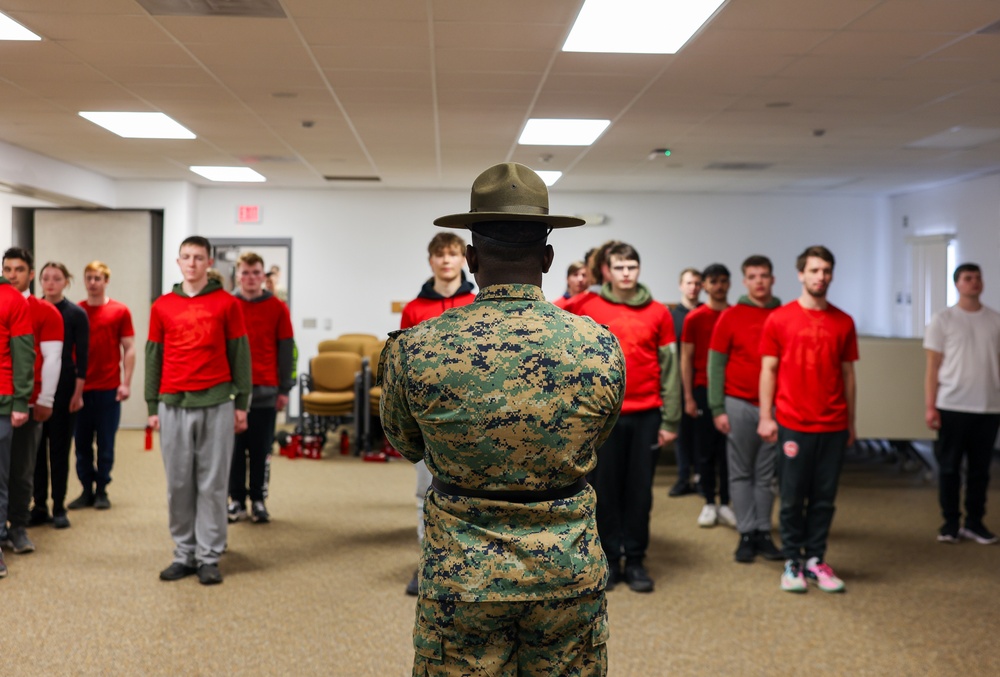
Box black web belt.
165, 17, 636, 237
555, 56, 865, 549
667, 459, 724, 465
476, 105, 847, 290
431, 476, 588, 504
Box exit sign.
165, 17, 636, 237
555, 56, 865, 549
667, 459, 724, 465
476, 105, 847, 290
237, 205, 260, 223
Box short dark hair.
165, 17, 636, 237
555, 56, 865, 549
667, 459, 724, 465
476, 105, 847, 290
678, 267, 701, 283
3, 247, 33, 270
566, 260, 586, 277
953, 263, 981, 284
702, 263, 730, 280
607, 243, 640, 266
588, 240, 623, 283
180, 236, 212, 256
741, 255, 773, 275
796, 245, 835, 272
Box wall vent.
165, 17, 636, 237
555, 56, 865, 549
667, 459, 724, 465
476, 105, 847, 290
704, 162, 772, 171
136, 0, 286, 18
324, 175, 381, 182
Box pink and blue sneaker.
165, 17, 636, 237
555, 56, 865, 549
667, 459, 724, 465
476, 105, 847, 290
805, 557, 845, 593
780, 559, 807, 593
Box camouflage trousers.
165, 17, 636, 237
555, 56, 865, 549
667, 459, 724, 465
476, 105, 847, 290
412, 592, 608, 677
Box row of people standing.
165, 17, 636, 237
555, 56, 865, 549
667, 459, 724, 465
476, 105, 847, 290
0, 251, 134, 578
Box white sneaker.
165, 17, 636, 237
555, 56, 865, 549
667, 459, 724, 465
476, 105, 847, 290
717, 505, 737, 528
698, 503, 718, 527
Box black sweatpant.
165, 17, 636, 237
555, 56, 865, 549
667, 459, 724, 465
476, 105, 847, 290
589, 408, 661, 565
34, 389, 77, 515
777, 426, 848, 562
230, 406, 277, 504
935, 409, 1000, 526
693, 386, 729, 504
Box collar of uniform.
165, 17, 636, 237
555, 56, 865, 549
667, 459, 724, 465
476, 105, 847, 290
475, 284, 546, 303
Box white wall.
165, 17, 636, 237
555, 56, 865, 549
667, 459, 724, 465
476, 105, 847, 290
890, 174, 1000, 335
194, 187, 894, 359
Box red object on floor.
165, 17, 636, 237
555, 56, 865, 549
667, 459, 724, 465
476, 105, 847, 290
279, 434, 302, 459
144, 426, 153, 451
303, 435, 323, 459
362, 451, 389, 463
340, 430, 350, 455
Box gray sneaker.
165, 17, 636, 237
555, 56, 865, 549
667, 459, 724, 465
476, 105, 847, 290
8, 526, 35, 554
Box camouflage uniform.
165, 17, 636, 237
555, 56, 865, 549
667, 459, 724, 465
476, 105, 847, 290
380, 283, 625, 676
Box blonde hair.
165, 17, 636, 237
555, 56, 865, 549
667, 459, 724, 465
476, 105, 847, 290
84, 260, 111, 281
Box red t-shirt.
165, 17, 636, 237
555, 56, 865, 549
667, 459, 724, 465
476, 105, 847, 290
29, 295, 65, 405
400, 293, 475, 329
681, 305, 723, 389
237, 294, 294, 387
0, 285, 32, 398
80, 299, 134, 392
564, 291, 675, 415
148, 289, 246, 395
709, 303, 776, 404
759, 301, 859, 432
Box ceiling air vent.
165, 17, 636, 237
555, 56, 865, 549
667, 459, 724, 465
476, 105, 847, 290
136, 0, 286, 18
704, 162, 772, 171
324, 176, 381, 182
976, 18, 1000, 34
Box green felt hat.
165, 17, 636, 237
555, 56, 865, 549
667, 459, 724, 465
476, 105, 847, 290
434, 162, 585, 229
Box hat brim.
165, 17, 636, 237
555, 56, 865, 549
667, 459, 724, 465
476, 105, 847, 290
434, 212, 585, 229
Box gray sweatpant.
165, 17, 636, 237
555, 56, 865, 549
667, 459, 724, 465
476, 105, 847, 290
159, 401, 234, 566
725, 396, 777, 534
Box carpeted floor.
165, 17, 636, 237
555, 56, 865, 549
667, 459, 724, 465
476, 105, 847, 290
3, 431, 999, 676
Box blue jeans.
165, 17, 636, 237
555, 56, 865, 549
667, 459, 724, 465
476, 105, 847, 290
74, 389, 121, 493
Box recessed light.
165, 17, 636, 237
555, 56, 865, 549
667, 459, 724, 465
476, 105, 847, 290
536, 171, 563, 187
0, 12, 41, 41
563, 0, 726, 54
519, 119, 610, 146
189, 166, 266, 182
79, 112, 195, 139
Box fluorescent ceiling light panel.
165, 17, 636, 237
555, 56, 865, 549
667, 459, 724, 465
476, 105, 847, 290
519, 119, 610, 146
79, 112, 196, 139
190, 166, 266, 182
536, 171, 563, 187
563, 0, 726, 54
0, 12, 41, 40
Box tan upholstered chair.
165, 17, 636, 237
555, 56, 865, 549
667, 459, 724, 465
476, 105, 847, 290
318, 337, 378, 356
299, 351, 363, 451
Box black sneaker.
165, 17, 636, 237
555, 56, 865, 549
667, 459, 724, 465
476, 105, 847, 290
197, 563, 223, 585
960, 521, 998, 545
735, 533, 756, 563
754, 530, 784, 560
28, 508, 52, 527
94, 493, 111, 510
227, 500, 247, 523
159, 562, 197, 581
52, 512, 71, 530
250, 500, 270, 524
8, 527, 34, 554
624, 563, 654, 593
0, 529, 9, 549
668, 480, 696, 497
405, 570, 419, 596
67, 491, 95, 510
937, 522, 961, 544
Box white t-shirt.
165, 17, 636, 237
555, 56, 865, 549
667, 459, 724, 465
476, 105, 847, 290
924, 304, 1000, 413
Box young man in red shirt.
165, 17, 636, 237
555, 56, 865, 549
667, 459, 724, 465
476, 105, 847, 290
759, 245, 858, 593
70, 261, 135, 513
0, 271, 34, 578
708, 255, 783, 563
228, 252, 294, 525
146, 236, 252, 585
400, 232, 475, 596
682, 263, 736, 529
0, 247, 63, 556
565, 242, 680, 593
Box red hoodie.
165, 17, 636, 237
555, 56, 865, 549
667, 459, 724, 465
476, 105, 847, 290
400, 275, 476, 329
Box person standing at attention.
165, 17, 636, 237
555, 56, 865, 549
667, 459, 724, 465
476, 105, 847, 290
381, 163, 624, 674
924, 262, 1000, 545
31, 262, 87, 529
707, 255, 783, 563
758, 245, 857, 594
70, 261, 135, 513
398, 231, 476, 596
147, 236, 251, 586
228, 251, 295, 526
